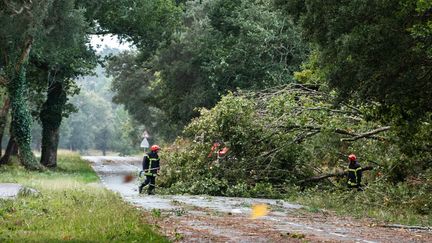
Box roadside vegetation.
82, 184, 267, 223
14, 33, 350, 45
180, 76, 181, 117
292, 187, 432, 227
0, 152, 167, 242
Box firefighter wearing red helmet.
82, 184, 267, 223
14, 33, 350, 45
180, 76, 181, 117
347, 153, 363, 190
139, 145, 161, 195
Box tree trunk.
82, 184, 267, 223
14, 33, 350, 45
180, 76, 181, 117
6, 37, 42, 170
40, 127, 59, 167
0, 98, 11, 157
8, 67, 41, 170
40, 81, 67, 168
0, 136, 17, 165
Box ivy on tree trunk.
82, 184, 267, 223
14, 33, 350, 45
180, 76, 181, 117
7, 65, 42, 170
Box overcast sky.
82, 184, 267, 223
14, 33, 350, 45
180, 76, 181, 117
90, 35, 132, 52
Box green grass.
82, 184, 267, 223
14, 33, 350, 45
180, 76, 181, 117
289, 187, 432, 227
0, 152, 168, 242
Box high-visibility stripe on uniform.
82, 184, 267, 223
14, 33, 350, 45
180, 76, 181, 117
144, 155, 159, 176
348, 167, 362, 186
348, 180, 357, 186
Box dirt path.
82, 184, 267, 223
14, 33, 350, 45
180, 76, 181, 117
84, 156, 432, 242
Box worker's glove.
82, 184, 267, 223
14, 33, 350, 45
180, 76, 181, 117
139, 170, 144, 177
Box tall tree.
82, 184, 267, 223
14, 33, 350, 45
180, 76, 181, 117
0, 0, 53, 170
29, 0, 96, 167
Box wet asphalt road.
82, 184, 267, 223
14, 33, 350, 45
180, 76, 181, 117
84, 156, 432, 243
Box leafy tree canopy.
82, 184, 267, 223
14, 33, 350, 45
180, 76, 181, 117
279, 0, 431, 123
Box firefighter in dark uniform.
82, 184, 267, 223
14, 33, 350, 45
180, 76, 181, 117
347, 154, 363, 191
139, 145, 160, 195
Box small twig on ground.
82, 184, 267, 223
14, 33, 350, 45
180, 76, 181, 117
380, 224, 432, 231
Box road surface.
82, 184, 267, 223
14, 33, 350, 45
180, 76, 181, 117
84, 156, 432, 242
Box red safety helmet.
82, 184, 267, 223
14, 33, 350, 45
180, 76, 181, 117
151, 145, 161, 152
348, 154, 357, 161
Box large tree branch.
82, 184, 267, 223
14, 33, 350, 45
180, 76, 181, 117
278, 124, 388, 141
15, 37, 33, 72
87, 31, 115, 35
380, 224, 432, 231
340, 126, 391, 142
298, 166, 374, 184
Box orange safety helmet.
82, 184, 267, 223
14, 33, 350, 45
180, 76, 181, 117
348, 154, 357, 161
151, 145, 161, 152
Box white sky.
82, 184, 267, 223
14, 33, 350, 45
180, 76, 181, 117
90, 35, 132, 52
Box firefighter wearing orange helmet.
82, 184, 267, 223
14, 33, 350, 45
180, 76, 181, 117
347, 153, 363, 190
139, 145, 161, 195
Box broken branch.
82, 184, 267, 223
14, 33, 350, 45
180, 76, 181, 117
380, 224, 432, 231
340, 126, 391, 142
15, 37, 33, 72
298, 166, 374, 184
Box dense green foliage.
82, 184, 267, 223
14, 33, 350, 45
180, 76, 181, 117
78, 0, 182, 57
278, 0, 432, 135
109, 0, 308, 139
0, 152, 167, 241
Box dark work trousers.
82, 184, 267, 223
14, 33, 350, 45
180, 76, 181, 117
139, 176, 156, 194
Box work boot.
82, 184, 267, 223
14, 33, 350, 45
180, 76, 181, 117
138, 185, 143, 194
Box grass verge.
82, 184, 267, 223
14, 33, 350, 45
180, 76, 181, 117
0, 152, 168, 242
288, 185, 432, 227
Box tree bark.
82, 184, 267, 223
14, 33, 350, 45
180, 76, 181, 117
40, 81, 67, 167
40, 126, 60, 167
0, 136, 17, 165
0, 98, 11, 157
